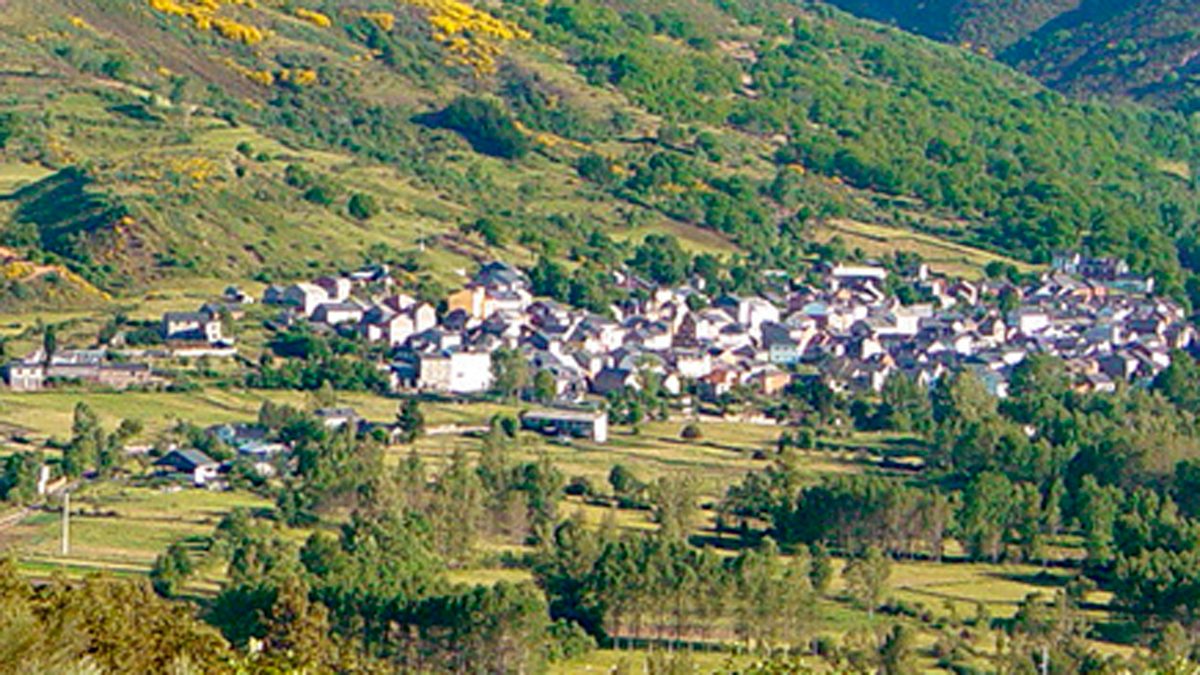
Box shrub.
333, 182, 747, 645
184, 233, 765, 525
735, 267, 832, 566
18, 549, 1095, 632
420, 96, 529, 159
564, 476, 593, 496
348, 193, 379, 220
680, 423, 703, 440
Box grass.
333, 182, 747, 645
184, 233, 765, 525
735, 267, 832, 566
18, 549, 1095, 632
0, 388, 1129, 669
0, 385, 525, 441
814, 218, 1041, 280
4, 481, 271, 586
548, 649, 759, 675
0, 162, 54, 195
615, 219, 741, 257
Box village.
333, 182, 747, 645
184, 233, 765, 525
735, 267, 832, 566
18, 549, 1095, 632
5, 250, 1189, 398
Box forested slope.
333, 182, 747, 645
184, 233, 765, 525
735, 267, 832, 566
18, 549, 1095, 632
807, 0, 1076, 51
1003, 0, 1200, 112
818, 0, 1200, 112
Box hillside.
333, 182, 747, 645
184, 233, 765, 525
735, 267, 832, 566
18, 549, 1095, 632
0, 0, 1197, 308
809, 0, 1077, 52
817, 0, 1200, 111
1003, 0, 1200, 111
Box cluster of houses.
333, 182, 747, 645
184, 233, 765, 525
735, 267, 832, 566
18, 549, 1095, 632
4, 250, 1192, 490
255, 252, 1191, 405
0, 296, 244, 392
3, 251, 1192, 408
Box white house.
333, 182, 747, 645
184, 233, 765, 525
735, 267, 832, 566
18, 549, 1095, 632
282, 283, 329, 316
162, 312, 223, 344
313, 301, 365, 326
418, 351, 493, 394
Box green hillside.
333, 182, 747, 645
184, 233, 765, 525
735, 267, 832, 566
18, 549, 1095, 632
1003, 0, 1200, 112
0, 0, 1197, 307
808, 0, 1076, 52
816, 0, 1200, 112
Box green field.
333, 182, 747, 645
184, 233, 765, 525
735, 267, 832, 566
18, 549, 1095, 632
0, 388, 518, 440
814, 218, 1042, 280
5, 482, 271, 592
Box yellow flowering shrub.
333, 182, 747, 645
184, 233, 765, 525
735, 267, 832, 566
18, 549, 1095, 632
294, 7, 332, 28
169, 157, 219, 189
279, 68, 318, 86
1, 262, 34, 280
400, 0, 530, 75
146, 0, 265, 45
226, 59, 275, 85
356, 11, 395, 31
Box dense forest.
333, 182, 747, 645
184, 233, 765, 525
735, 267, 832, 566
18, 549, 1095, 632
811, 0, 1076, 50
819, 0, 1200, 111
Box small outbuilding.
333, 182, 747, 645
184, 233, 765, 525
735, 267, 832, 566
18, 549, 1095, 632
520, 409, 608, 443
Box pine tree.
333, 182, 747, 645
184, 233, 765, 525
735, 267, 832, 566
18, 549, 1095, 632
396, 397, 425, 443
64, 402, 103, 478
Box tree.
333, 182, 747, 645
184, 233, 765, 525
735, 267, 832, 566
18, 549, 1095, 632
879, 624, 917, 675
879, 372, 932, 434
0, 558, 233, 672
396, 397, 425, 443
844, 546, 891, 617
533, 369, 557, 403
64, 402, 103, 478
312, 380, 338, 409
41, 323, 57, 362
260, 575, 339, 671
1152, 352, 1200, 414
491, 347, 529, 401
0, 451, 43, 503
428, 451, 486, 562
810, 542, 834, 594
421, 96, 530, 159
1077, 475, 1121, 566
652, 475, 697, 541
608, 464, 645, 504
529, 256, 569, 299
347, 192, 380, 220
150, 541, 194, 598
959, 472, 1016, 562
509, 456, 564, 544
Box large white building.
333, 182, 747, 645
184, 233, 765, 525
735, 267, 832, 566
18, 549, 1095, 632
418, 351, 493, 394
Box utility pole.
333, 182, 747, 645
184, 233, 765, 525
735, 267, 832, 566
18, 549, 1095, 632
61, 491, 69, 557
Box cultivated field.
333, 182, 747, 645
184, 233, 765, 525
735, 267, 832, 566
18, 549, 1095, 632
813, 219, 1041, 280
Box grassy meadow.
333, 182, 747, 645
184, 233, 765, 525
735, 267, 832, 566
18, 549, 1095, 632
813, 219, 1042, 280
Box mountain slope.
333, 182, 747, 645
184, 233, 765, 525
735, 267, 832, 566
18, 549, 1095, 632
808, 0, 1076, 52
816, 0, 1200, 111
1003, 0, 1200, 111
0, 0, 1197, 308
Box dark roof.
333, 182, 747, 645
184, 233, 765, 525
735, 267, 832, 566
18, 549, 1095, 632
592, 368, 635, 394
163, 312, 210, 324
155, 449, 217, 471
475, 261, 526, 288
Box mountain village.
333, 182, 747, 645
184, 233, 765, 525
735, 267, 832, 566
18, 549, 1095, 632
4, 251, 1189, 419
